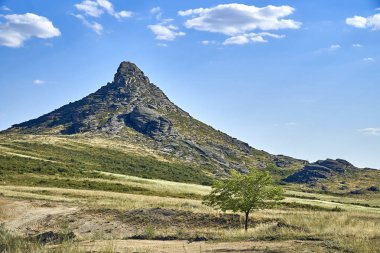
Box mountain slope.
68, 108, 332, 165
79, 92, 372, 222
3, 61, 304, 178
1, 61, 378, 193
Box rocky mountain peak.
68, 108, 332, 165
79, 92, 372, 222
5, 61, 188, 137
2, 60, 308, 177
113, 61, 149, 85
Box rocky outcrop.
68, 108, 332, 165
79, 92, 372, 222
284, 159, 356, 183
125, 106, 174, 140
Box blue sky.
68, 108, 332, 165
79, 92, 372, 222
0, 0, 379, 168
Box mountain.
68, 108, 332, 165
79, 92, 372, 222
8, 62, 186, 137
1, 61, 379, 192
3, 61, 304, 177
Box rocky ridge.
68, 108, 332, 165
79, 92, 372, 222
284, 159, 358, 183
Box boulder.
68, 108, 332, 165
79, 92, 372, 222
125, 106, 173, 139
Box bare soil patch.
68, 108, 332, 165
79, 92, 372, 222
77, 239, 330, 253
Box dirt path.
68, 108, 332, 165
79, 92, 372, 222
0, 197, 335, 252
77, 239, 326, 253
0, 198, 77, 235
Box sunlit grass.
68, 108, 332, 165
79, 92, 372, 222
1, 181, 379, 253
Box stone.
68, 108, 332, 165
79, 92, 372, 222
284, 158, 358, 184
125, 106, 173, 139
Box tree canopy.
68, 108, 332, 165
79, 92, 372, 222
203, 169, 284, 230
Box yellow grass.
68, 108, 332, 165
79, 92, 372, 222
1, 182, 379, 253
0, 186, 214, 213
1, 171, 379, 253
97, 171, 211, 196
286, 189, 380, 207
0, 134, 170, 163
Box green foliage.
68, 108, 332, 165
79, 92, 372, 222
0, 140, 212, 185
203, 169, 284, 230
204, 169, 284, 213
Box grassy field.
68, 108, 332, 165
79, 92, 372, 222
1, 134, 379, 252
0, 171, 379, 253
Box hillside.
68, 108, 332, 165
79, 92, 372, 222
1, 62, 305, 178
1, 61, 379, 194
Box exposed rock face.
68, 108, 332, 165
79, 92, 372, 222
273, 155, 306, 168
284, 159, 356, 183
125, 106, 174, 140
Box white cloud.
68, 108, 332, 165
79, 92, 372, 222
178, 4, 301, 35
223, 35, 250, 45
75, 0, 132, 19
223, 32, 285, 45
73, 0, 131, 34
346, 14, 380, 30
33, 79, 45, 85
285, 122, 297, 126
315, 44, 341, 53
329, 44, 341, 50
346, 16, 368, 28
362, 57, 375, 62
359, 128, 380, 136
151, 7, 161, 14
75, 0, 103, 17
115, 10, 132, 19
201, 40, 217, 45
74, 14, 103, 34
352, 43, 362, 48
1, 5, 11, 11
0, 13, 61, 48
96, 0, 113, 14
148, 24, 185, 41
150, 6, 163, 21
147, 7, 184, 42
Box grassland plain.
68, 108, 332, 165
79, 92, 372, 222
1, 170, 380, 253
1, 134, 380, 252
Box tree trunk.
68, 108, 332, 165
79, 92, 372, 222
244, 211, 250, 231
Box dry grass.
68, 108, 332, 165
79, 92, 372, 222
2, 179, 379, 214
96, 171, 211, 197
0, 186, 215, 213
1, 172, 379, 253
286, 189, 380, 207
0, 134, 169, 163
77, 239, 332, 253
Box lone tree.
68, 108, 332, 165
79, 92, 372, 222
203, 169, 284, 231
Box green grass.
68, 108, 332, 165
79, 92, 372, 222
2, 174, 207, 199
0, 135, 212, 185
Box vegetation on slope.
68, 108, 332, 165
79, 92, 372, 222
0, 134, 212, 185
